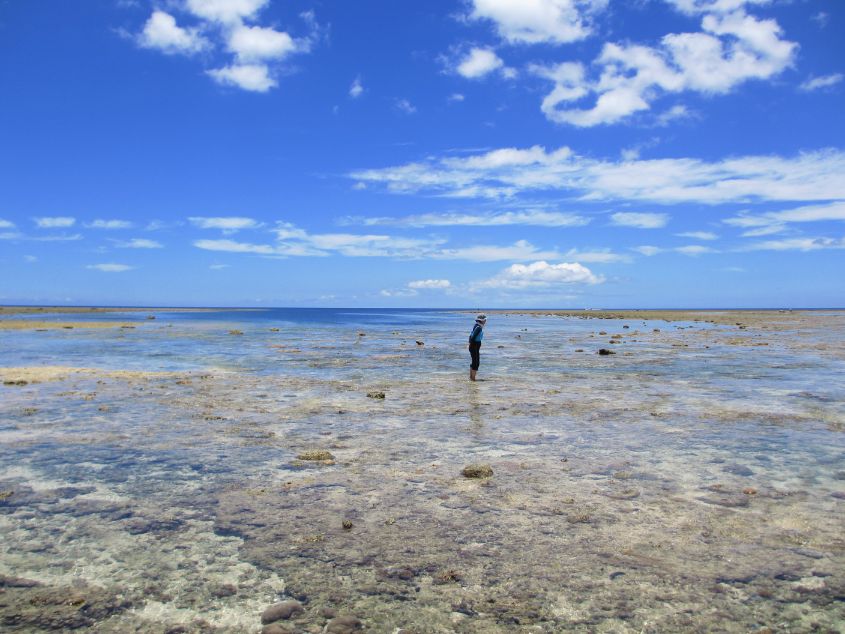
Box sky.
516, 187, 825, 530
0, 0, 843, 308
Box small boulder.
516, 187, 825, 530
415, 340, 424, 346
261, 600, 304, 624
229, 330, 244, 335
597, 348, 615, 355
326, 616, 363, 633
367, 391, 385, 399
297, 450, 334, 461
462, 464, 493, 479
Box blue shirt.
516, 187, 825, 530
469, 323, 484, 343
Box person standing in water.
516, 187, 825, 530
468, 313, 486, 381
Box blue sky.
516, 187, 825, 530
1, 0, 843, 308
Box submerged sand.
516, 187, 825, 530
0, 310, 843, 632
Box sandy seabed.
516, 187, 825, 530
0, 309, 843, 633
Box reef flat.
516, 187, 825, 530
0, 309, 843, 632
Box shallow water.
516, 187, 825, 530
1, 309, 843, 632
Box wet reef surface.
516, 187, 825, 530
1, 309, 844, 632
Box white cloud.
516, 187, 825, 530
456, 47, 504, 79
87, 263, 133, 272
189, 216, 261, 233
0, 232, 23, 240
228, 25, 296, 62
448, 93, 465, 102
677, 231, 718, 240
24, 255, 37, 263
563, 248, 629, 263
725, 201, 845, 233
139, 11, 208, 55
611, 212, 669, 228
675, 244, 715, 255
118, 238, 163, 249
185, 0, 268, 24
800, 73, 843, 92
0, 219, 14, 229
741, 236, 845, 252
480, 260, 603, 289
194, 238, 278, 255
469, 0, 608, 45
665, 1, 772, 17
349, 209, 589, 228
408, 279, 451, 289
633, 245, 663, 256
380, 288, 418, 298
207, 64, 276, 92
34, 217, 75, 228
349, 77, 364, 98
532, 6, 796, 126
395, 99, 417, 114
431, 240, 562, 261
739, 224, 785, 237
33, 233, 82, 241
350, 145, 845, 204
210, 264, 230, 269
89, 219, 133, 229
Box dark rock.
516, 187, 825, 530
366, 391, 385, 399
320, 607, 337, 619
326, 615, 363, 633
342, 519, 353, 530
3, 380, 28, 386
461, 464, 493, 478
261, 600, 304, 624
415, 340, 424, 346
597, 348, 615, 355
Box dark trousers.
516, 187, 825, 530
469, 342, 481, 370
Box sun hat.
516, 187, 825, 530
476, 313, 487, 324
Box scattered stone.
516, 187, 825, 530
270, 328, 280, 332
597, 349, 615, 355
367, 391, 385, 399
3, 380, 28, 386
611, 334, 623, 339
297, 450, 335, 461
575, 348, 584, 352
358, 332, 366, 336
653, 328, 660, 332
261, 600, 304, 624
326, 615, 363, 633
210, 584, 238, 598
623, 325, 629, 329
461, 464, 493, 479
599, 331, 607, 335
228, 330, 244, 335
0, 490, 14, 501
743, 487, 758, 495
567, 512, 592, 524
262, 623, 294, 633
22, 407, 38, 415
342, 519, 353, 530
320, 607, 337, 619
147, 315, 156, 319
415, 340, 424, 346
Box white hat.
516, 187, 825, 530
476, 313, 487, 323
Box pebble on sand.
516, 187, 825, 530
462, 464, 493, 479
261, 600, 304, 624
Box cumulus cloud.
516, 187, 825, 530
135, 1, 319, 93
207, 64, 276, 92
800, 73, 843, 92
87, 263, 133, 272
189, 216, 262, 232
228, 25, 296, 62
89, 219, 133, 229
456, 47, 505, 79
632, 245, 663, 256
34, 217, 75, 228
185, 0, 269, 24
0, 219, 14, 229
480, 260, 603, 289
532, 6, 796, 126
408, 279, 451, 289
139, 11, 209, 55
349, 77, 364, 98
611, 212, 669, 229
632, 244, 716, 256
350, 145, 845, 204
469, 0, 608, 45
